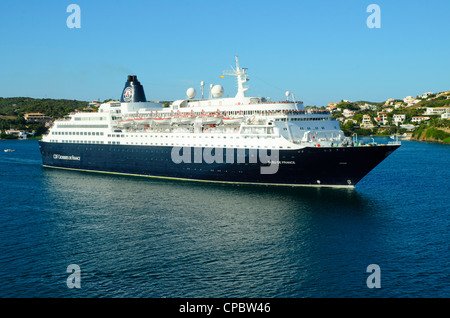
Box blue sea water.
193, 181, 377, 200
0, 138, 448, 298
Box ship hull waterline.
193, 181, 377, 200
39, 141, 399, 188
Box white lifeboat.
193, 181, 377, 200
171, 115, 196, 125
118, 118, 134, 128
222, 116, 244, 125
197, 114, 222, 125
153, 117, 172, 125
133, 117, 153, 125
179, 115, 196, 125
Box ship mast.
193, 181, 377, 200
223, 56, 249, 99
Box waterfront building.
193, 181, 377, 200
5, 129, 27, 139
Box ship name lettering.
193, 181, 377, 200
268, 160, 295, 164
53, 154, 81, 161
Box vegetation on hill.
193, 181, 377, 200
412, 120, 450, 143
413, 95, 450, 109
0, 97, 88, 138
0, 97, 88, 118
324, 92, 450, 143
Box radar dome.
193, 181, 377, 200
285, 91, 290, 97
211, 85, 224, 98
186, 87, 196, 99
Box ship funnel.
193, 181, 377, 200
120, 75, 147, 103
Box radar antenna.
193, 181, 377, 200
223, 56, 249, 99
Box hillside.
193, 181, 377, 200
411, 95, 450, 109
0, 97, 88, 119
412, 126, 450, 143
0, 97, 89, 138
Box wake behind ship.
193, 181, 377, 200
39, 57, 400, 188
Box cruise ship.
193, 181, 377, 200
39, 57, 400, 188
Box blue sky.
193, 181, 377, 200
0, 0, 449, 106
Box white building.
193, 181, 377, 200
394, 102, 404, 109
360, 114, 374, 128
359, 103, 377, 111
420, 92, 434, 99
403, 96, 420, 107
411, 116, 430, 123
326, 103, 338, 111
89, 100, 101, 107
5, 129, 27, 139
425, 107, 450, 115
343, 109, 355, 118
393, 114, 406, 125
377, 112, 389, 125
384, 98, 395, 106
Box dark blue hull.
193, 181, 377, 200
38, 141, 399, 187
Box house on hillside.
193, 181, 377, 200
326, 103, 339, 112
436, 91, 450, 98
411, 116, 430, 123
5, 129, 27, 139
425, 107, 450, 115
89, 100, 101, 107
359, 103, 377, 111
377, 112, 389, 125
403, 96, 420, 107
393, 114, 406, 126
420, 92, 434, 99
394, 102, 404, 109
343, 109, 355, 118
24, 113, 53, 123
384, 98, 395, 106
360, 115, 374, 128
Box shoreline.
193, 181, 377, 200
0, 136, 42, 141
410, 138, 450, 144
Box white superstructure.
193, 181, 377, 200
43, 57, 346, 150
